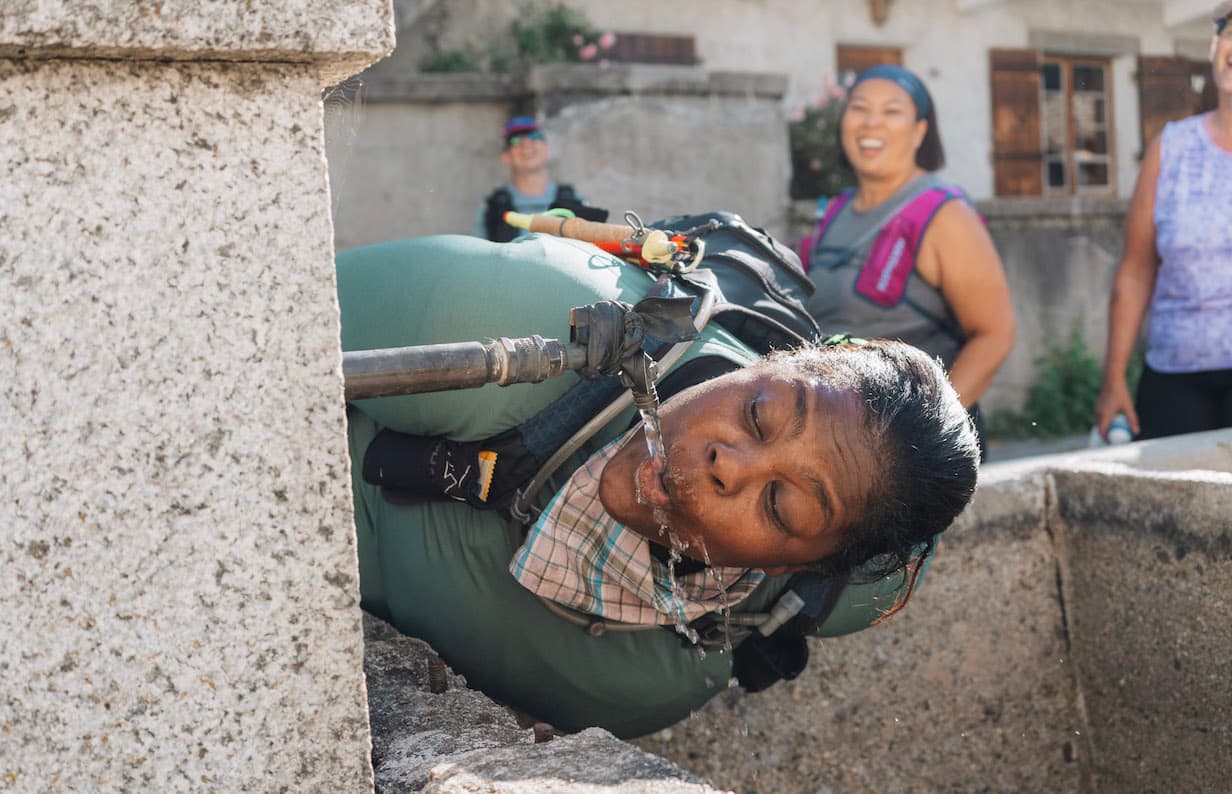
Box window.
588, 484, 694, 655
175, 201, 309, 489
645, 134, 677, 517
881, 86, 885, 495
989, 49, 1115, 197
1040, 57, 1113, 194
604, 34, 696, 66
991, 48, 1221, 197
836, 45, 902, 85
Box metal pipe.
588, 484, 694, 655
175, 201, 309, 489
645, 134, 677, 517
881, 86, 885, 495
343, 336, 588, 401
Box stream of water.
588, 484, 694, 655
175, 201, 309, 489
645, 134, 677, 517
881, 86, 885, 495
637, 404, 733, 655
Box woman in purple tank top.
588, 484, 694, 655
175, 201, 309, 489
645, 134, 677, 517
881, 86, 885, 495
1096, 2, 1232, 440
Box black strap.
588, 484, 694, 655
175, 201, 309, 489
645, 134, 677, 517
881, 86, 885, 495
726, 571, 846, 691
549, 183, 609, 223
731, 631, 808, 693
484, 187, 517, 242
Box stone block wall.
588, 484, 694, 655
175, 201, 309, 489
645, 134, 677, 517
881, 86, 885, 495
325, 63, 790, 252
0, 3, 393, 790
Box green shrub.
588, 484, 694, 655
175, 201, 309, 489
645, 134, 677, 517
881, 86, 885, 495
510, 3, 599, 66
417, 4, 608, 74
986, 328, 1102, 440
788, 88, 856, 200
420, 47, 482, 73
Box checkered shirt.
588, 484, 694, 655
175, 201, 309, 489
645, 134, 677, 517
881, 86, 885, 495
510, 438, 764, 625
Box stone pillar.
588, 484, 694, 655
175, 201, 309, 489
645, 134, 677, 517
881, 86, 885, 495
0, 3, 392, 791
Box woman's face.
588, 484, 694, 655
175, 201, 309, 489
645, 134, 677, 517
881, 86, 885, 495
840, 78, 928, 181
599, 364, 878, 573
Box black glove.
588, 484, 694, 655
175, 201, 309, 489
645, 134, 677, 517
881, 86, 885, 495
362, 428, 538, 510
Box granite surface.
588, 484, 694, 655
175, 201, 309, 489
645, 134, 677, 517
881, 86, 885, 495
1, 57, 372, 790
363, 615, 731, 794
0, 1, 393, 83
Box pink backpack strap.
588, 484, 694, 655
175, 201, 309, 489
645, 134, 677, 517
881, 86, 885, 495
796, 190, 854, 273
854, 185, 967, 308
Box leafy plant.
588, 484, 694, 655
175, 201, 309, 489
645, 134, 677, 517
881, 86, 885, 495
420, 46, 482, 73
788, 85, 856, 200
986, 328, 1104, 440
510, 3, 602, 66
417, 4, 612, 74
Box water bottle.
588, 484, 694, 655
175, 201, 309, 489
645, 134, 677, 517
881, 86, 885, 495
1089, 416, 1133, 446
1087, 412, 1133, 447
1106, 413, 1133, 445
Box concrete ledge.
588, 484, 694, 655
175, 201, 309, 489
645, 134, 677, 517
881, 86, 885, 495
353, 64, 788, 106
360, 71, 517, 103
976, 196, 1130, 221
0, 1, 394, 83
528, 62, 787, 99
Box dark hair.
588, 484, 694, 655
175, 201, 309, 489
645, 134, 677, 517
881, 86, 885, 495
835, 75, 946, 173
765, 338, 978, 582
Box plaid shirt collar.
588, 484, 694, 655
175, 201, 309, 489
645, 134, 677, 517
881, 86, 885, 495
510, 437, 764, 626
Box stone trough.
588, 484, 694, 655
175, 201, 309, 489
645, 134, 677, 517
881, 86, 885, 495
372, 428, 1232, 793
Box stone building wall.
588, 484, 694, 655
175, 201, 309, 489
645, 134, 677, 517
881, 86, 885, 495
325, 64, 790, 251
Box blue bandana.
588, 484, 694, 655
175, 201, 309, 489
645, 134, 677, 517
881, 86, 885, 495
851, 65, 932, 120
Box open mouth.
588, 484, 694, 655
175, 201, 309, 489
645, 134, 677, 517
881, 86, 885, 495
635, 454, 672, 508
857, 137, 886, 157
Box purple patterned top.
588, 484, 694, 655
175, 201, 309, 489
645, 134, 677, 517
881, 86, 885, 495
1149, 114, 1232, 372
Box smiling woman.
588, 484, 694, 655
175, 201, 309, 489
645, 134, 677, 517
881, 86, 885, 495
339, 233, 979, 738
796, 65, 1016, 457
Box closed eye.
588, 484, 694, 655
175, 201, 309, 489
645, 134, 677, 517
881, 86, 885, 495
750, 396, 764, 440
765, 482, 789, 533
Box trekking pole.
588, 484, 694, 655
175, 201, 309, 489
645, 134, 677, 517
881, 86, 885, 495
343, 336, 587, 401
503, 210, 704, 271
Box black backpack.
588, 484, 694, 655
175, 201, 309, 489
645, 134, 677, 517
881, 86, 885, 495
484, 184, 610, 242
648, 211, 820, 354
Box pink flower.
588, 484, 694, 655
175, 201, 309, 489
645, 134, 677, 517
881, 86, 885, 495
788, 103, 805, 122
578, 43, 598, 61
572, 34, 584, 47
598, 31, 617, 50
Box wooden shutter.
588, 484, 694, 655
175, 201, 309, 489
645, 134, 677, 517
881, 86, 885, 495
1138, 56, 1195, 152
989, 49, 1043, 197
607, 34, 696, 65
836, 45, 903, 79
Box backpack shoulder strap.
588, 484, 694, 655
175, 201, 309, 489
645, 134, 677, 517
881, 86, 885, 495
896, 183, 967, 233
853, 184, 966, 309
796, 189, 855, 273
553, 183, 577, 203
484, 187, 517, 242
